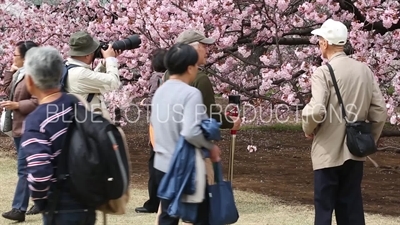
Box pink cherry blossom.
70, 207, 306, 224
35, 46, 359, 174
0, 0, 398, 128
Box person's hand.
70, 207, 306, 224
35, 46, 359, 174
114, 49, 123, 57
230, 116, 242, 130
1, 101, 19, 110
9, 64, 19, 73
209, 145, 221, 162
305, 133, 314, 140
101, 44, 116, 58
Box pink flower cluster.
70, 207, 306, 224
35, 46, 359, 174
0, 0, 399, 128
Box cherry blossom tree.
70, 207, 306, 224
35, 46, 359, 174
0, 0, 399, 126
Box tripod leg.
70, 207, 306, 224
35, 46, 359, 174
228, 134, 236, 181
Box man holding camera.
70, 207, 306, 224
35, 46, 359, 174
64, 31, 121, 119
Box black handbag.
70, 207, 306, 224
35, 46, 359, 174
326, 63, 378, 157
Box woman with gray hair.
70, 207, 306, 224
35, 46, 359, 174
20, 46, 96, 225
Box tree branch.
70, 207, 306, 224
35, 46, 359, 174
272, 70, 306, 85
205, 68, 289, 105
336, 0, 400, 35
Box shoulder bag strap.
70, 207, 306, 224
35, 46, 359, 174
326, 63, 348, 123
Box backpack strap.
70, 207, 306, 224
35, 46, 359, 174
62, 63, 96, 103
61, 64, 80, 91
86, 93, 95, 102
46, 98, 78, 224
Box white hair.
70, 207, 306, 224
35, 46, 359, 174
24, 46, 64, 90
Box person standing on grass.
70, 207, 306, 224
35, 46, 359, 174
136, 48, 167, 214
151, 43, 221, 225
302, 19, 387, 225
160, 28, 242, 225
20, 46, 96, 224
1, 40, 40, 222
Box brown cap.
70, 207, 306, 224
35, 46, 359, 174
175, 29, 215, 45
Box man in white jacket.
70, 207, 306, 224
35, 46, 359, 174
64, 31, 121, 119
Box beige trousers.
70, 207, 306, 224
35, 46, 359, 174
154, 159, 214, 225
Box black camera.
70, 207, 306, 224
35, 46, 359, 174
94, 34, 141, 58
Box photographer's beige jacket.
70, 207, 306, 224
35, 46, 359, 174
65, 57, 121, 120
302, 52, 387, 170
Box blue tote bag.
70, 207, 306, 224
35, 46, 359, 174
208, 162, 239, 225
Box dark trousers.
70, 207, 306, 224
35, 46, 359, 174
42, 209, 95, 225
154, 169, 209, 225
42, 189, 96, 225
314, 159, 365, 225
142, 148, 160, 212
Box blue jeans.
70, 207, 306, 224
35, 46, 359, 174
11, 137, 30, 212
42, 190, 96, 225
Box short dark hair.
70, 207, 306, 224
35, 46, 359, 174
150, 48, 167, 72
16, 41, 39, 59
164, 43, 198, 76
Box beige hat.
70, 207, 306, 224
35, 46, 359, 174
176, 29, 215, 45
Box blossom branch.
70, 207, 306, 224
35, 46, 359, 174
336, 0, 400, 34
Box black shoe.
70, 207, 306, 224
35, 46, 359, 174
135, 207, 156, 213
26, 205, 40, 215
2, 208, 25, 222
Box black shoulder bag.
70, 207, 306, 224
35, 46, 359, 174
326, 63, 378, 157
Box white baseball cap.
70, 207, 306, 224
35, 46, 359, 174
311, 19, 348, 45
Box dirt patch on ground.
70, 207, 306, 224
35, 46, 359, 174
2, 98, 400, 217
126, 126, 400, 217
121, 101, 400, 217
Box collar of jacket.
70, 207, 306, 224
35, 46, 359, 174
328, 52, 347, 62
66, 57, 92, 69
152, 71, 164, 78
12, 67, 25, 85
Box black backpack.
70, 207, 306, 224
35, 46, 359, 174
47, 94, 130, 222
60, 63, 95, 102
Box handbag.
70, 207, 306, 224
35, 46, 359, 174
1, 107, 13, 133
208, 162, 239, 225
1, 69, 22, 133
326, 63, 378, 157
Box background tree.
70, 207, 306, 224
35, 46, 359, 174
0, 0, 399, 126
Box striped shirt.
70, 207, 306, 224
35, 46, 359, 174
21, 93, 81, 209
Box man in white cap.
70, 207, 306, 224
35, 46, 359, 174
301, 19, 387, 225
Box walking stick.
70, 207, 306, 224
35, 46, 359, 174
227, 95, 240, 182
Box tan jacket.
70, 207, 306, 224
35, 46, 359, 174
3, 69, 38, 137
65, 57, 121, 120
302, 52, 387, 170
